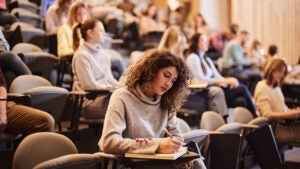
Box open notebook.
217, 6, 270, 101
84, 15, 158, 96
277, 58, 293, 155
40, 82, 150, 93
125, 147, 188, 160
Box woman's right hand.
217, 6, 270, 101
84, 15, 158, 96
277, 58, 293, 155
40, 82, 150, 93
224, 77, 239, 89
156, 137, 182, 154
286, 109, 300, 119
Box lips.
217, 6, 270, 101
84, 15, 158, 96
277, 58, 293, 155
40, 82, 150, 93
161, 87, 168, 93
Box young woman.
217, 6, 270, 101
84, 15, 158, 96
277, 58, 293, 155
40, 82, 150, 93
72, 18, 121, 118
57, 1, 88, 57
158, 26, 228, 118
139, 3, 166, 36
254, 58, 300, 143
186, 33, 257, 115
190, 13, 210, 37
99, 49, 206, 169
45, 0, 74, 35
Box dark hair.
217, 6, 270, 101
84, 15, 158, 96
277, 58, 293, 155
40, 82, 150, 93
73, 18, 99, 51
264, 58, 287, 87
126, 49, 190, 114
268, 45, 278, 56
230, 24, 239, 35
188, 33, 202, 55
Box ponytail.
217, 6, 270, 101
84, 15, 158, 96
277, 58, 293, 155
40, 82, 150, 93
73, 23, 81, 51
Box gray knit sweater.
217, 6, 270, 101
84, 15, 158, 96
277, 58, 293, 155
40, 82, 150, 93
99, 85, 183, 155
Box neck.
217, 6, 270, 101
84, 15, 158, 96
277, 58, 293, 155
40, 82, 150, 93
141, 84, 156, 99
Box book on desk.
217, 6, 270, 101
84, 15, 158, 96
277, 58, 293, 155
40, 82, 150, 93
125, 147, 188, 160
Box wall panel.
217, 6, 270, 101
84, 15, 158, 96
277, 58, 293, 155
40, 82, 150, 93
231, 0, 300, 65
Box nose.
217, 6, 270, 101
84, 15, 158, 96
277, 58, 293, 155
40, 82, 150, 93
165, 80, 173, 88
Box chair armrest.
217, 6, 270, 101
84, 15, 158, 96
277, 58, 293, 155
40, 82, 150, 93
240, 124, 259, 129
7, 93, 31, 106
85, 88, 115, 100
177, 108, 198, 117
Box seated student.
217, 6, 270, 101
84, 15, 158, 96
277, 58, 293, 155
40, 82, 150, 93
72, 18, 121, 119
186, 33, 257, 115
254, 58, 300, 144
158, 26, 227, 117
222, 30, 262, 94
57, 1, 88, 57
0, 29, 31, 88
0, 68, 55, 134
45, 0, 74, 35
99, 49, 206, 169
262, 44, 278, 72
139, 3, 166, 36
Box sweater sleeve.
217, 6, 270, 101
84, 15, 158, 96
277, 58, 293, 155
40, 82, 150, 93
254, 83, 273, 118
186, 53, 214, 85
57, 25, 74, 57
99, 91, 161, 154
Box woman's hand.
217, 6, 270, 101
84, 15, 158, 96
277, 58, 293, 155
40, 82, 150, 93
224, 77, 239, 89
156, 137, 182, 154
0, 112, 7, 132
286, 109, 300, 120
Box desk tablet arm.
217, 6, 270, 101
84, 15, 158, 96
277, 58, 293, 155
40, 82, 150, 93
7, 93, 31, 106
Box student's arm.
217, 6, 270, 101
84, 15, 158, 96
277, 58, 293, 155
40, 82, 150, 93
57, 26, 74, 57
0, 70, 7, 132
99, 91, 162, 154
186, 53, 214, 84
255, 85, 300, 120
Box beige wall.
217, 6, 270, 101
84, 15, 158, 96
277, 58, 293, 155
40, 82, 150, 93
200, 0, 229, 32
231, 0, 300, 65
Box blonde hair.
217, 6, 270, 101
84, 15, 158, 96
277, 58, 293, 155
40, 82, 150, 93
66, 2, 87, 27
158, 26, 187, 59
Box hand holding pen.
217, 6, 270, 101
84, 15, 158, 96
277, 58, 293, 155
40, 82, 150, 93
156, 128, 182, 154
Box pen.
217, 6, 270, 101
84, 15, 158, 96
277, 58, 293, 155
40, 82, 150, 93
164, 128, 173, 138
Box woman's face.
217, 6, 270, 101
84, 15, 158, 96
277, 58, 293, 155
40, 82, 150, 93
197, 34, 209, 52
75, 7, 88, 23
89, 22, 106, 43
64, 0, 73, 12
148, 5, 157, 17
146, 66, 178, 97
272, 66, 286, 83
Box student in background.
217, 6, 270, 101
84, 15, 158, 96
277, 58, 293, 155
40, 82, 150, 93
100, 49, 206, 169
190, 13, 210, 37
158, 26, 228, 118
72, 18, 121, 119
0, 68, 54, 134
247, 39, 264, 72
254, 58, 300, 144
139, 3, 166, 36
262, 44, 278, 72
186, 32, 257, 115
57, 1, 88, 57
222, 30, 262, 94
45, 0, 74, 35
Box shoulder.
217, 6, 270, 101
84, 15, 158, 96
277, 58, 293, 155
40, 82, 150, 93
255, 80, 270, 93
111, 87, 134, 101
187, 53, 198, 60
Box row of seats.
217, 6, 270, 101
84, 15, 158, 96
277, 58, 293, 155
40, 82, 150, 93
10, 109, 282, 169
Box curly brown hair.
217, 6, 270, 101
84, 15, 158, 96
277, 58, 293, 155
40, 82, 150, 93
126, 49, 190, 114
